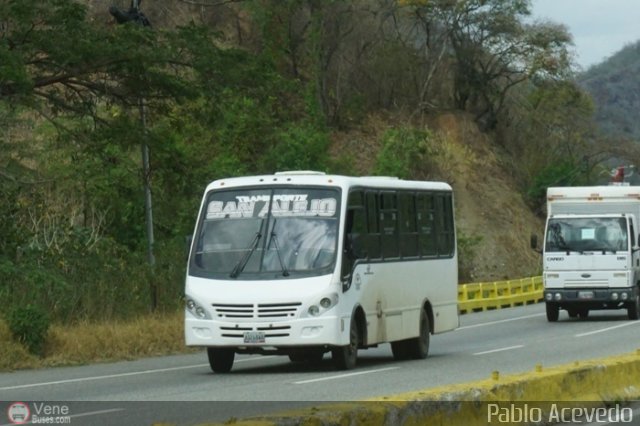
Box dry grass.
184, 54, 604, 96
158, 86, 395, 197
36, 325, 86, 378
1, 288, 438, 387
0, 311, 196, 372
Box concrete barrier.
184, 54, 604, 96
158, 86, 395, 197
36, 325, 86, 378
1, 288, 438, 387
458, 276, 543, 314
203, 350, 640, 426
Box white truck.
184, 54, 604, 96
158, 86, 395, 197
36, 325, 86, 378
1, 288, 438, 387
532, 186, 640, 322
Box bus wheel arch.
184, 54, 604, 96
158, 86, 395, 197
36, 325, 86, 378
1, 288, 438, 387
332, 306, 365, 370
422, 300, 434, 335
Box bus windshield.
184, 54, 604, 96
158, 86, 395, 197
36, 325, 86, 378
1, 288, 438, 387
190, 187, 340, 279
545, 217, 628, 253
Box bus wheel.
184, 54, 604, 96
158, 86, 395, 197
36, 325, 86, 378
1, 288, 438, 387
207, 348, 234, 373
546, 303, 559, 322
332, 318, 358, 370
289, 350, 324, 363
391, 341, 408, 361
406, 309, 430, 359
628, 293, 640, 320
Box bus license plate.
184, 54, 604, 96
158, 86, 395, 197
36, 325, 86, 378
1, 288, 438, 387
578, 291, 594, 299
243, 331, 265, 344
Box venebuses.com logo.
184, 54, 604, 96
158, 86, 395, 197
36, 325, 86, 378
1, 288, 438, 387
7, 402, 30, 424
6, 402, 71, 424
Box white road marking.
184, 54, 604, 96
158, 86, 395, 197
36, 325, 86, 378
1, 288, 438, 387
575, 321, 639, 337
473, 345, 524, 356
293, 367, 399, 384
0, 356, 277, 391
456, 313, 545, 331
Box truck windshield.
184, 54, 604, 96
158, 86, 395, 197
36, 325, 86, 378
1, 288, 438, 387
545, 217, 628, 253
190, 187, 340, 279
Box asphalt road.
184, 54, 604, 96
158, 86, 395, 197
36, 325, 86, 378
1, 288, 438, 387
1, 303, 639, 425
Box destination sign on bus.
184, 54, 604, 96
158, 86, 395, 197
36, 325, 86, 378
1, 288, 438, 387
206, 194, 337, 219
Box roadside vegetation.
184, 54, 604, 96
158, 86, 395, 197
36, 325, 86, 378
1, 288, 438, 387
0, 311, 190, 371
0, 0, 627, 368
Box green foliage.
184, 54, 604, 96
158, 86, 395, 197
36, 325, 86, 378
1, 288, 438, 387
526, 161, 583, 210
261, 123, 330, 172
374, 127, 435, 179
7, 304, 50, 356
457, 230, 483, 283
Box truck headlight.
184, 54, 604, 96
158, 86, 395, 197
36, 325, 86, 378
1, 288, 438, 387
554, 293, 562, 301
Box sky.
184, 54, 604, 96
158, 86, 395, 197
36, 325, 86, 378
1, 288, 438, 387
531, 0, 640, 70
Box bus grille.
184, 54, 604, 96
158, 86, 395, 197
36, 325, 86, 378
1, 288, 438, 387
211, 302, 302, 319
219, 324, 291, 338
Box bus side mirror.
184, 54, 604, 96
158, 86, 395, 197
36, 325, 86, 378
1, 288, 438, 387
530, 234, 542, 254
185, 235, 193, 261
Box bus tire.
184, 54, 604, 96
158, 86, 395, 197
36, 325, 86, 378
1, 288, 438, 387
405, 309, 430, 359
391, 340, 408, 360
332, 317, 358, 370
546, 302, 559, 322
288, 349, 324, 363
207, 347, 234, 373
628, 293, 640, 320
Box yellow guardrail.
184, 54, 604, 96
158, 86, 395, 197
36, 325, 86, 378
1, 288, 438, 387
458, 276, 543, 314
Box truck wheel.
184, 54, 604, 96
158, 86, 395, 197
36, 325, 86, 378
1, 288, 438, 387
577, 309, 589, 319
207, 348, 235, 373
546, 302, 559, 322
628, 293, 640, 320
332, 317, 358, 370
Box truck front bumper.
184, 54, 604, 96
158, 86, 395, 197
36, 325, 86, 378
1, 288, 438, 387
544, 287, 638, 305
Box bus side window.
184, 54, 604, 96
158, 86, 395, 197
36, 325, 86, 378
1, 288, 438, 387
399, 192, 418, 258
366, 191, 381, 259
380, 192, 399, 259
417, 193, 436, 257
436, 194, 455, 257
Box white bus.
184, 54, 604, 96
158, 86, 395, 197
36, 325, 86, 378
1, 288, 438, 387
184, 171, 459, 372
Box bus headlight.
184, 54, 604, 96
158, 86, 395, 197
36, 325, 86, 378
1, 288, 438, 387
306, 293, 339, 317
185, 296, 212, 319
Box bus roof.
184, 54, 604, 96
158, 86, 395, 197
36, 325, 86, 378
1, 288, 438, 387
204, 171, 452, 193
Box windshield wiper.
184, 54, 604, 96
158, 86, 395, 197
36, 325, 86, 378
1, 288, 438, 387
269, 220, 289, 277
230, 231, 262, 278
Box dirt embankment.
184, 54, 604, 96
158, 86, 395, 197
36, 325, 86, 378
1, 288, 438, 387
330, 112, 544, 282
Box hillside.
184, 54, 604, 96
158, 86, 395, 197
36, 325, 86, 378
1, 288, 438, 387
331, 112, 544, 282
579, 41, 640, 142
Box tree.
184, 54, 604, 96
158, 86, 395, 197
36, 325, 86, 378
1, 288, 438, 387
402, 0, 573, 129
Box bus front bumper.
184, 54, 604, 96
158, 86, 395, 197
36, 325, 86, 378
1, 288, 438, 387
184, 314, 347, 348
